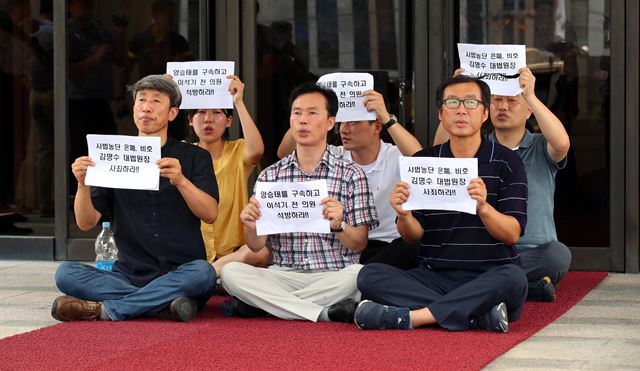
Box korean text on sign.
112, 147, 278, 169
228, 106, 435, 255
398, 156, 478, 214
85, 134, 161, 191
254, 180, 329, 236
317, 72, 375, 123
457, 43, 526, 96
166, 61, 235, 109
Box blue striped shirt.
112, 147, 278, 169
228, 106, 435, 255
256, 148, 379, 270
412, 138, 527, 271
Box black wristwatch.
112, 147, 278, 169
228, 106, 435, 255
330, 221, 347, 233
383, 114, 398, 130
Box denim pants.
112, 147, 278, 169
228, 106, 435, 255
55, 260, 216, 321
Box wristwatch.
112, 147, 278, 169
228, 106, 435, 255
383, 114, 398, 130
330, 221, 347, 233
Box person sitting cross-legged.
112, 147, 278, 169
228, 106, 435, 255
354, 75, 528, 332
52, 75, 218, 323
220, 82, 379, 323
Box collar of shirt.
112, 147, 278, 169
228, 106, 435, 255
282, 147, 338, 175
342, 140, 388, 174
489, 128, 534, 150
438, 135, 494, 162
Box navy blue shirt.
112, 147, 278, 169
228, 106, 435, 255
412, 137, 527, 272
91, 138, 218, 287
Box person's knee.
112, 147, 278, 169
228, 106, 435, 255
545, 241, 572, 273
54, 261, 83, 291
184, 259, 216, 293
219, 261, 248, 291
357, 263, 386, 293
499, 264, 528, 291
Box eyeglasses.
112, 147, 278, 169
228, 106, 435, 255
442, 98, 484, 110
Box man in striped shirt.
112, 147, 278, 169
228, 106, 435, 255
221, 82, 379, 322
354, 75, 528, 332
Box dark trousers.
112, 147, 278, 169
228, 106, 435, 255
358, 263, 528, 331
520, 241, 572, 286
359, 238, 419, 270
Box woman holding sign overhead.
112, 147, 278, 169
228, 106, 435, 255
188, 75, 267, 277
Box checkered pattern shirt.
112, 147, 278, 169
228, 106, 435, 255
256, 148, 379, 271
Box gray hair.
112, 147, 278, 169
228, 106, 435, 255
129, 75, 182, 108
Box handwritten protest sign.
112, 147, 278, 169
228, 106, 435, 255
85, 135, 161, 191
317, 73, 375, 122
399, 156, 478, 214
255, 180, 330, 236
458, 43, 526, 96
166, 61, 235, 109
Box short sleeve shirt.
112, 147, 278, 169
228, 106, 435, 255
256, 148, 379, 271
412, 138, 528, 272
329, 141, 402, 243
489, 130, 567, 250
91, 138, 218, 287
201, 139, 255, 261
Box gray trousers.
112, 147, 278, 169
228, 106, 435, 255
520, 241, 572, 286
221, 262, 363, 321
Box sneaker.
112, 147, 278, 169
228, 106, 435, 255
527, 276, 557, 302
353, 300, 411, 330
475, 302, 509, 333
327, 298, 358, 323
158, 297, 198, 322
221, 296, 269, 318
51, 295, 102, 322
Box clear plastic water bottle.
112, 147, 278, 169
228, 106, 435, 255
95, 221, 118, 271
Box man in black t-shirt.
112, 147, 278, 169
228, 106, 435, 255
52, 75, 218, 323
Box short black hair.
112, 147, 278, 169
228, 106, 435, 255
289, 82, 338, 118
435, 75, 491, 110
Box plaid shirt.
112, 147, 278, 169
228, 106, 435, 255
256, 148, 379, 270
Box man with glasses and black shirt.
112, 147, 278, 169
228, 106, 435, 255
354, 75, 528, 333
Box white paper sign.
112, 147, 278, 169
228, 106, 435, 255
457, 43, 526, 96
85, 135, 161, 191
399, 156, 478, 214
166, 61, 235, 109
255, 180, 330, 236
317, 73, 375, 122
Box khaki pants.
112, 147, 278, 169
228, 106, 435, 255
221, 262, 363, 321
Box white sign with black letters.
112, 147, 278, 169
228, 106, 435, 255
255, 180, 330, 235
458, 43, 526, 96
399, 156, 478, 214
85, 134, 161, 191
166, 61, 235, 109
317, 73, 375, 122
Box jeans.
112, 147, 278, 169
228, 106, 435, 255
55, 260, 216, 321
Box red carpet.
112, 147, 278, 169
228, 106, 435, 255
0, 271, 606, 370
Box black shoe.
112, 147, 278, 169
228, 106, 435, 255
527, 276, 557, 302
327, 298, 358, 323
158, 297, 198, 322
221, 296, 269, 318
214, 280, 227, 296
475, 302, 508, 333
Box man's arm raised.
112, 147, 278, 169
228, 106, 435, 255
519, 67, 570, 163
363, 90, 422, 156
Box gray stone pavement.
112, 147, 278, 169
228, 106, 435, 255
0, 260, 638, 369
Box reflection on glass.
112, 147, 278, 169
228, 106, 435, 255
67, 0, 202, 239
256, 0, 404, 167
0, 0, 50, 235
460, 0, 610, 247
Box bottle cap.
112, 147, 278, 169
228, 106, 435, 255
102, 221, 111, 228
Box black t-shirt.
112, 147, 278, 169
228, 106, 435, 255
91, 138, 218, 287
